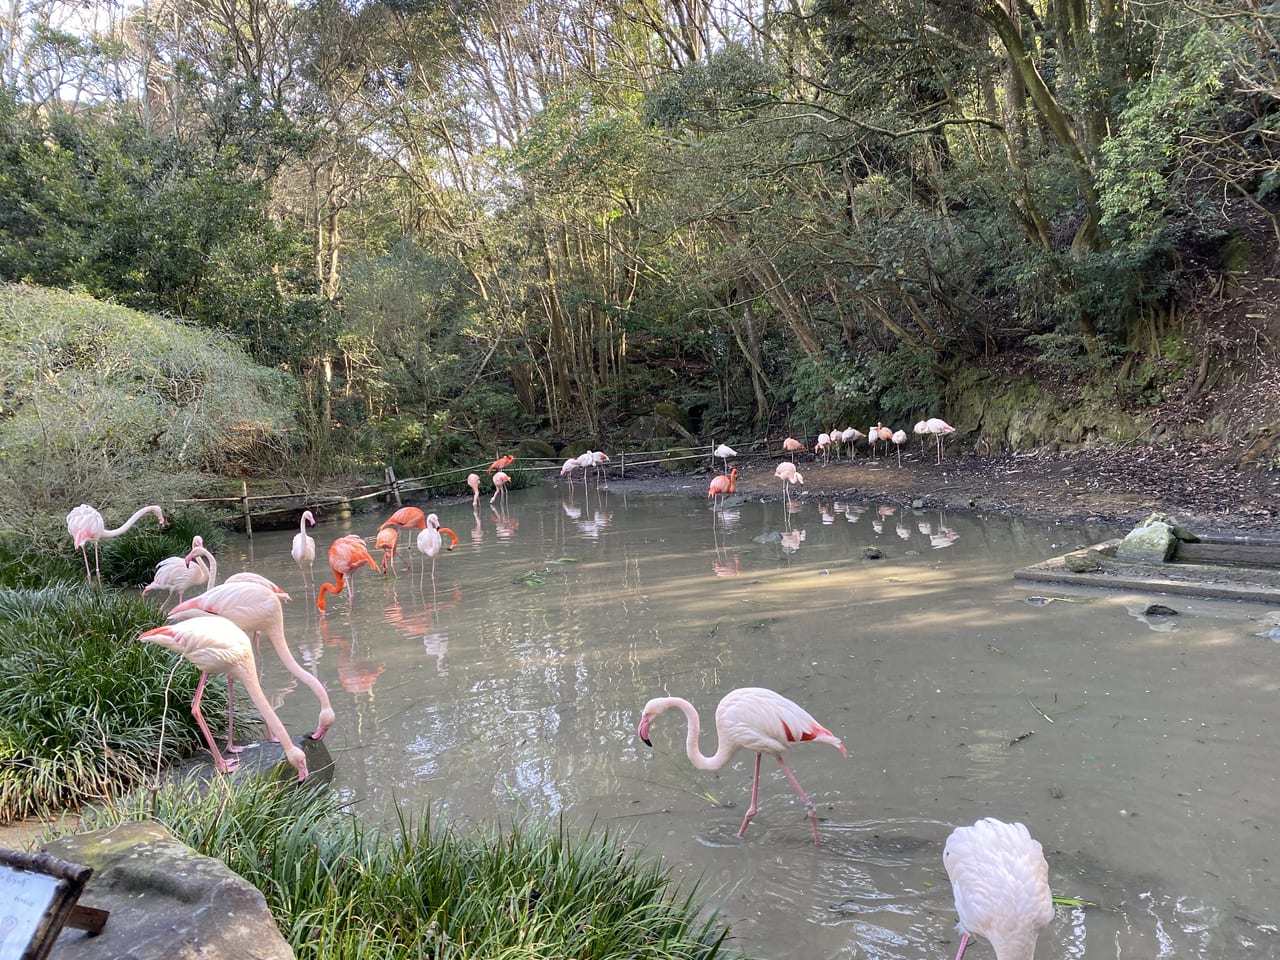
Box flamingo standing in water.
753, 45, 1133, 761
139, 616, 308, 782
490, 470, 511, 506
944, 818, 1054, 960
559, 458, 578, 487
374, 526, 401, 574
467, 473, 481, 506
66, 503, 165, 583
170, 579, 336, 744
708, 468, 737, 511
379, 506, 428, 571
774, 461, 803, 504
416, 512, 458, 586
142, 535, 212, 608
637, 686, 845, 845
291, 510, 317, 589
317, 535, 378, 612
927, 417, 957, 464
713, 443, 737, 474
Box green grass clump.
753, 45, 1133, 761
84, 778, 743, 960
0, 581, 223, 821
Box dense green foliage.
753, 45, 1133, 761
0, 0, 1275, 475
0, 578, 221, 821
80, 779, 742, 960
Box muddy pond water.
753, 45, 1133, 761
212, 480, 1279, 959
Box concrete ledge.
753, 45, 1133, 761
1015, 537, 1280, 603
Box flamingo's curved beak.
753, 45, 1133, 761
637, 715, 653, 747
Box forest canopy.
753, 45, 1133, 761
0, 0, 1276, 481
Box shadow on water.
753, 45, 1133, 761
209, 479, 1279, 959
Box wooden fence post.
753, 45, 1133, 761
240, 481, 253, 539
620, 451, 625, 479
385, 466, 402, 508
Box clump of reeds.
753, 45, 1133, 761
83, 778, 741, 960
0, 580, 222, 821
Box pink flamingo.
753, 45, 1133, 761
139, 616, 308, 782
914, 419, 930, 456
317, 535, 378, 612
66, 503, 165, 583
467, 472, 481, 506
416, 512, 458, 586
708, 468, 737, 510
637, 686, 846, 845
892, 428, 908, 466
142, 535, 212, 608
782, 437, 805, 455
490, 470, 511, 506
291, 510, 317, 588
170, 579, 335, 743
927, 417, 957, 464
774, 461, 803, 504
814, 433, 831, 464
841, 427, 864, 458
944, 818, 1054, 960
713, 443, 737, 473
559, 458, 578, 487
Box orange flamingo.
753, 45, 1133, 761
708, 467, 738, 510
67, 503, 165, 583
375, 526, 401, 574
379, 507, 427, 571
139, 616, 308, 782
487, 454, 514, 474
944, 818, 1054, 960
317, 535, 378, 612
637, 686, 845, 845
782, 437, 805, 454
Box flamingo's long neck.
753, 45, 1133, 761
104, 505, 162, 537
664, 697, 738, 771
186, 545, 218, 591
317, 571, 346, 611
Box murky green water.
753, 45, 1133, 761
208, 479, 1279, 958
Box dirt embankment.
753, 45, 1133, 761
620, 440, 1280, 539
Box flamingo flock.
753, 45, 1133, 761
107, 423, 1048, 958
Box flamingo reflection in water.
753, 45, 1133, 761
384, 584, 462, 677
320, 616, 385, 738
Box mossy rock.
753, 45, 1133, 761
653, 402, 692, 432
518, 438, 557, 460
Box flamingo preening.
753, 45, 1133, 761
944, 818, 1054, 960
142, 535, 212, 608
637, 686, 845, 845
713, 443, 737, 474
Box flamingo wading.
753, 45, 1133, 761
317, 535, 379, 612
943, 818, 1054, 960
637, 686, 845, 844
291, 510, 317, 588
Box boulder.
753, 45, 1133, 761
41, 821, 294, 960
1116, 519, 1177, 562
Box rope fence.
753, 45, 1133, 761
176, 435, 821, 537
